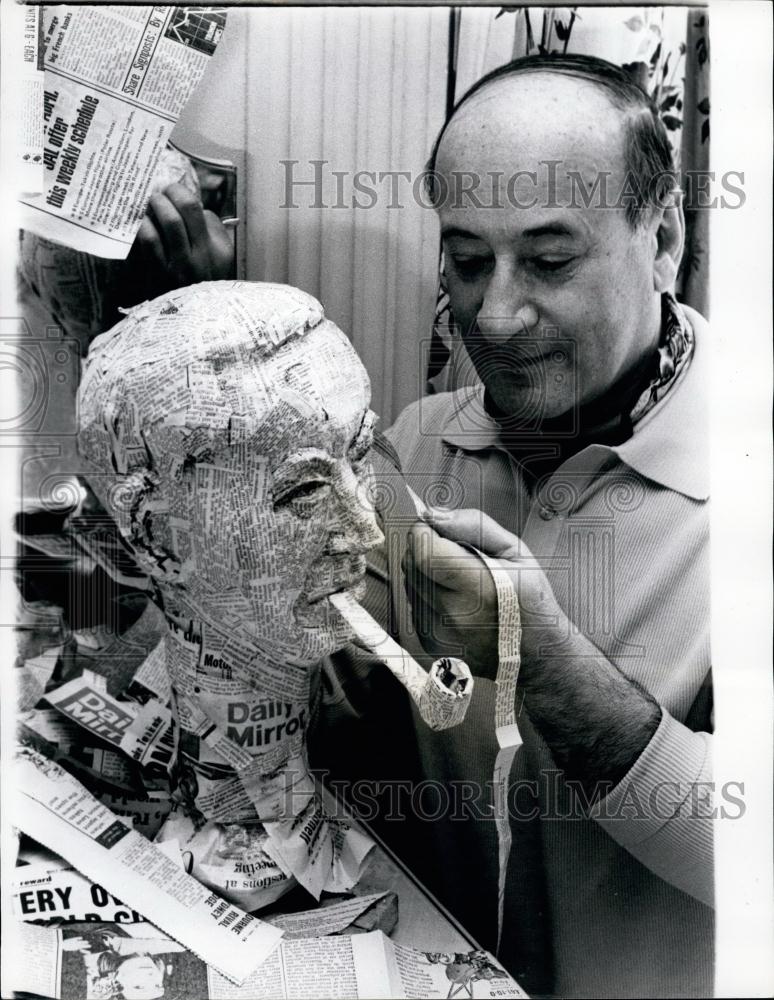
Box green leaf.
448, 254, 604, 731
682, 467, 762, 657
697, 97, 710, 115
662, 114, 682, 131
701, 119, 710, 144
624, 15, 644, 31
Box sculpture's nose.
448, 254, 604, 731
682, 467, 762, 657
326, 464, 384, 554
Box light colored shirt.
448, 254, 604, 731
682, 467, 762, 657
318, 305, 713, 998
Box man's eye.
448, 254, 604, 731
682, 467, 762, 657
449, 255, 494, 282
531, 257, 574, 274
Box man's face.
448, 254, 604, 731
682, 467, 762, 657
114, 955, 165, 999
146, 321, 383, 666
435, 73, 663, 424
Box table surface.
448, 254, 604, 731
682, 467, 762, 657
322, 785, 480, 953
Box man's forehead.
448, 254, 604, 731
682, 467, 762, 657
441, 211, 594, 243
437, 71, 627, 176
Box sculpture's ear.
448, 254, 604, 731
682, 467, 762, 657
109, 470, 188, 587
65, 477, 153, 593
72, 469, 182, 590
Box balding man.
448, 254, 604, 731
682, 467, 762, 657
317, 55, 713, 999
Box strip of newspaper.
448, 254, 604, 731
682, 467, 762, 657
18, 5, 227, 258
7, 922, 529, 1000
12, 746, 283, 984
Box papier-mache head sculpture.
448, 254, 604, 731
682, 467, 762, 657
78, 280, 383, 667
77, 281, 383, 910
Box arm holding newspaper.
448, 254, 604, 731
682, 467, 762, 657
126, 181, 234, 301
19, 149, 235, 351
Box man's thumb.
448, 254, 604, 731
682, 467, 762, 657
425, 507, 523, 560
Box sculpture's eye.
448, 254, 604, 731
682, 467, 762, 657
274, 480, 331, 516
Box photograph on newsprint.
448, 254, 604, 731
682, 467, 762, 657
0, 3, 771, 999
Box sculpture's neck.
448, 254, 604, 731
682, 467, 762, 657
159, 608, 312, 706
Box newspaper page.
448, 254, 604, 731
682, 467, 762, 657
7, 923, 529, 1000
12, 863, 148, 925
12, 746, 283, 984
5, 2, 45, 195
19, 5, 227, 258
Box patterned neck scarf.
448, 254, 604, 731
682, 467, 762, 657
629, 292, 695, 426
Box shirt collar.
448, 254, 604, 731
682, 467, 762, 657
441, 303, 708, 502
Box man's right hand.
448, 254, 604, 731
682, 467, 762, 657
403, 508, 563, 680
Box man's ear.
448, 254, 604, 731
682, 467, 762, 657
652, 198, 685, 293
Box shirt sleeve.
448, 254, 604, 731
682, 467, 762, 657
114, 936, 187, 955
588, 709, 714, 907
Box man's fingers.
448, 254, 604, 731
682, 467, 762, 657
134, 215, 168, 274
165, 182, 209, 253
426, 506, 526, 561
203, 210, 236, 278
136, 183, 234, 290
405, 522, 492, 592
147, 190, 192, 278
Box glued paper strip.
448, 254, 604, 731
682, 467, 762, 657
477, 553, 523, 954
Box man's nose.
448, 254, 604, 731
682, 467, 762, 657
476, 265, 539, 344
327, 466, 384, 553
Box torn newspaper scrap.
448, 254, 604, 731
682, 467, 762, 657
19, 6, 226, 257
403, 490, 524, 950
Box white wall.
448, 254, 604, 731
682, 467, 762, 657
173, 7, 450, 428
